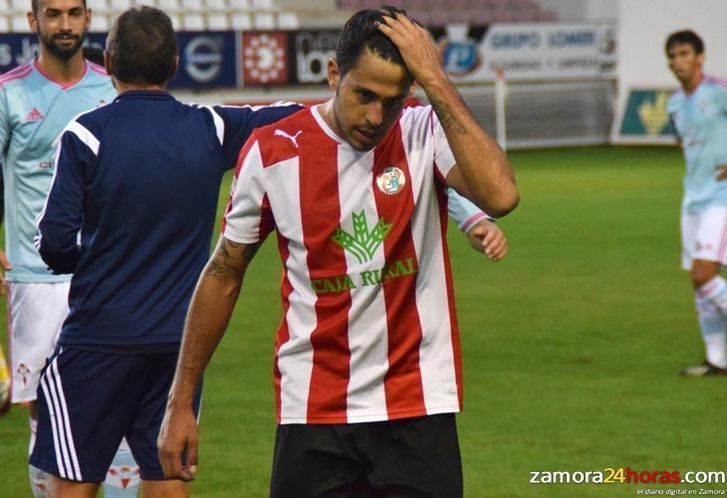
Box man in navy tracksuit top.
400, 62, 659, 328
31, 6, 299, 497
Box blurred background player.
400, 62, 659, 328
32, 5, 303, 497
0, 0, 140, 496
666, 29, 727, 376
158, 7, 517, 497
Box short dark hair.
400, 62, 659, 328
32, 0, 87, 15
665, 29, 704, 55
106, 6, 177, 86
336, 6, 410, 78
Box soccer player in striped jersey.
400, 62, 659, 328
666, 30, 727, 377
0, 0, 141, 496
159, 7, 518, 497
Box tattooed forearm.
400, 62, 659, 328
241, 243, 261, 263
429, 97, 467, 134
207, 240, 240, 276
205, 239, 260, 278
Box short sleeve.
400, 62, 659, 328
222, 133, 274, 244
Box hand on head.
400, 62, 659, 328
376, 10, 446, 89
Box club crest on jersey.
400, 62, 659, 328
376, 166, 406, 195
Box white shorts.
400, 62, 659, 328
7, 281, 70, 403
681, 206, 727, 270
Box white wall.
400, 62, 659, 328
618, 0, 727, 90
537, 0, 617, 21
583, 0, 618, 21
537, 0, 585, 20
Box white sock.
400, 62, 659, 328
704, 334, 727, 368
696, 276, 727, 368
29, 464, 51, 498
103, 437, 141, 498
28, 418, 51, 498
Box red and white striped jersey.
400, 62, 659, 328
224, 104, 463, 424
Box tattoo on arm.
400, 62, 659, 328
430, 97, 467, 135
241, 243, 261, 264
206, 239, 261, 278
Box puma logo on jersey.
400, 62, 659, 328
25, 107, 44, 122
274, 129, 302, 148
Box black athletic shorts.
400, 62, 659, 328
270, 413, 462, 498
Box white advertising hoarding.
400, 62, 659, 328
439, 23, 617, 82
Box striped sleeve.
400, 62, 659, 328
223, 134, 275, 244
35, 120, 98, 273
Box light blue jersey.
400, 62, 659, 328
668, 76, 727, 214
0, 60, 115, 282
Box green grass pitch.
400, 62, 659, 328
1, 146, 726, 497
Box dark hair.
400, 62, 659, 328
665, 30, 704, 55
106, 6, 177, 85
336, 6, 410, 78
32, 0, 87, 15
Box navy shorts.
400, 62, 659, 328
30, 346, 201, 482
270, 413, 463, 498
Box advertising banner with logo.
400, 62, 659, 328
291, 29, 338, 85
0, 34, 106, 74
3, 24, 618, 87
433, 23, 617, 82
611, 88, 677, 144
240, 31, 291, 86
173, 31, 237, 88
0, 32, 237, 89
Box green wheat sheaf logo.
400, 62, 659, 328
332, 210, 392, 264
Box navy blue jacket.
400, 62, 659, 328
36, 90, 300, 347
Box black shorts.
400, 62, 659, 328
30, 346, 201, 482
270, 413, 462, 498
